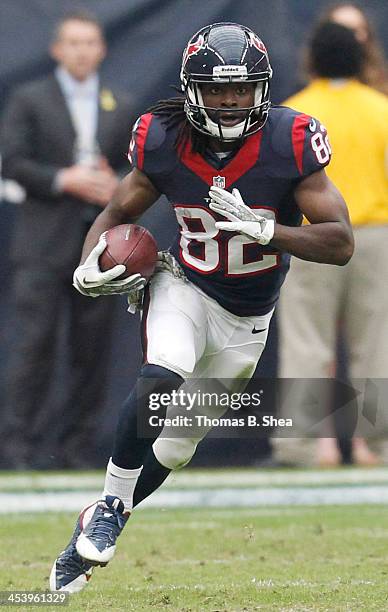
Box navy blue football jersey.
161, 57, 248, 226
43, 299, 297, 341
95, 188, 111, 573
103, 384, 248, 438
128, 106, 331, 316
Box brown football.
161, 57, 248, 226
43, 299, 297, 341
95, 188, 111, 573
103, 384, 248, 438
99, 224, 158, 280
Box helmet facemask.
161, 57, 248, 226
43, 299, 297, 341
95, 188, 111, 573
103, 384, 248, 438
184, 77, 270, 141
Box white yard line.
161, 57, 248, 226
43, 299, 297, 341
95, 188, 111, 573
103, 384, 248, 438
2, 484, 388, 513
167, 467, 388, 487
0, 467, 387, 491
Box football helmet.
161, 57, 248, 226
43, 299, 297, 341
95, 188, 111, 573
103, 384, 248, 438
180, 22, 272, 141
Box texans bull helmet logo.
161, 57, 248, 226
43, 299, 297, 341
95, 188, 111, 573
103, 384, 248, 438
182, 34, 205, 68
249, 32, 267, 55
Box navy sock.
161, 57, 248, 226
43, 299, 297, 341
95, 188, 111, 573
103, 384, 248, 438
111, 364, 183, 469
133, 448, 171, 507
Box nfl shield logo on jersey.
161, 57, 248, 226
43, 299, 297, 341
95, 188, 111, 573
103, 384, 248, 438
213, 175, 225, 188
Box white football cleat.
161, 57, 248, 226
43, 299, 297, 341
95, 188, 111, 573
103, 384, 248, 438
50, 504, 97, 593
76, 495, 128, 565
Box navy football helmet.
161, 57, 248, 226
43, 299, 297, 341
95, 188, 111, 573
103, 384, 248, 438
180, 22, 272, 141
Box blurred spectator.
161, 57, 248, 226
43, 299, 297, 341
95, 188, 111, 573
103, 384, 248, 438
0, 11, 134, 468
311, 2, 388, 95
273, 22, 388, 467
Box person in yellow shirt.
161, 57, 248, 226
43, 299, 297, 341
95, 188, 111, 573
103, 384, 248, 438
273, 21, 388, 467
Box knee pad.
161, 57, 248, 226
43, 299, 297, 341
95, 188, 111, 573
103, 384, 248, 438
152, 437, 198, 470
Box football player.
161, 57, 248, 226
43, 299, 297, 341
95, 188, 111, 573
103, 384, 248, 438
50, 22, 354, 592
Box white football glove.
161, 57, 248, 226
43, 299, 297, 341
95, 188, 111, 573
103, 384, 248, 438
73, 234, 146, 298
209, 186, 275, 245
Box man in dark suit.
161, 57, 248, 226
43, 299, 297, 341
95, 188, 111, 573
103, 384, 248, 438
0, 11, 134, 468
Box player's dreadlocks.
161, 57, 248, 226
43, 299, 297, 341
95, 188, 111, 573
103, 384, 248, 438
145, 97, 208, 155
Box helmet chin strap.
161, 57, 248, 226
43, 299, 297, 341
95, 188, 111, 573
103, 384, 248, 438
209, 119, 247, 141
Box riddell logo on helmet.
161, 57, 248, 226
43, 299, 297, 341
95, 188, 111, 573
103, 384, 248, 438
213, 65, 248, 77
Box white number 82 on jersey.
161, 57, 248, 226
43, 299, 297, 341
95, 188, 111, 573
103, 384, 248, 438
174, 205, 279, 277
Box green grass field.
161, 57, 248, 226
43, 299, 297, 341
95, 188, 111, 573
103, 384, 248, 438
1, 503, 388, 611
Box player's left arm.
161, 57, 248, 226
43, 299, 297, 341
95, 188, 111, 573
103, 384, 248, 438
271, 169, 354, 265
209, 170, 354, 265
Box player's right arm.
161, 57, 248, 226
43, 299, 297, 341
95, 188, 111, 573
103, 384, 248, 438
74, 112, 168, 296
79, 167, 160, 263
73, 167, 160, 297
